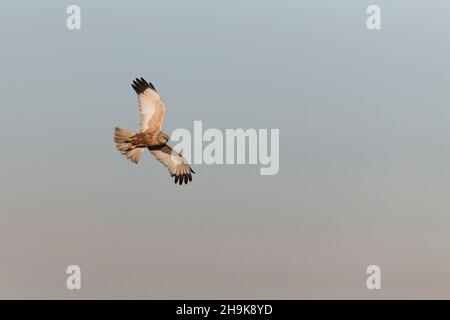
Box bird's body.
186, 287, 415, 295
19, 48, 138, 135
114, 78, 195, 185
127, 131, 169, 148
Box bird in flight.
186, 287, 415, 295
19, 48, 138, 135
114, 78, 195, 185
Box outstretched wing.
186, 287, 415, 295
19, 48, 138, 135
149, 144, 195, 185
131, 77, 165, 132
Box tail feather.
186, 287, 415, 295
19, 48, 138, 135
114, 127, 144, 164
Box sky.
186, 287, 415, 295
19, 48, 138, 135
1, 0, 450, 298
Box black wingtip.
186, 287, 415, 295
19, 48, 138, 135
172, 172, 194, 186
131, 77, 157, 94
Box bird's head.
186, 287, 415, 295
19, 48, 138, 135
157, 132, 170, 144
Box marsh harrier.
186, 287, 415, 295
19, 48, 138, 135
114, 78, 195, 185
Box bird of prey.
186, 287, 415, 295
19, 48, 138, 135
114, 78, 195, 185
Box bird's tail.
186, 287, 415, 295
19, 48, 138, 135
114, 127, 145, 164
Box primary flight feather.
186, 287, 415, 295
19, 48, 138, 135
114, 77, 195, 185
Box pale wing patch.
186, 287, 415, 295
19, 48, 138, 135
138, 94, 156, 132
131, 78, 165, 132
149, 144, 195, 185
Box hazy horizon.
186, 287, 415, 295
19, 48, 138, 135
1, 0, 450, 299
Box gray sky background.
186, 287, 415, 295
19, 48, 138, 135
1, 0, 450, 299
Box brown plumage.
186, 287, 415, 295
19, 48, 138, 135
114, 77, 195, 185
